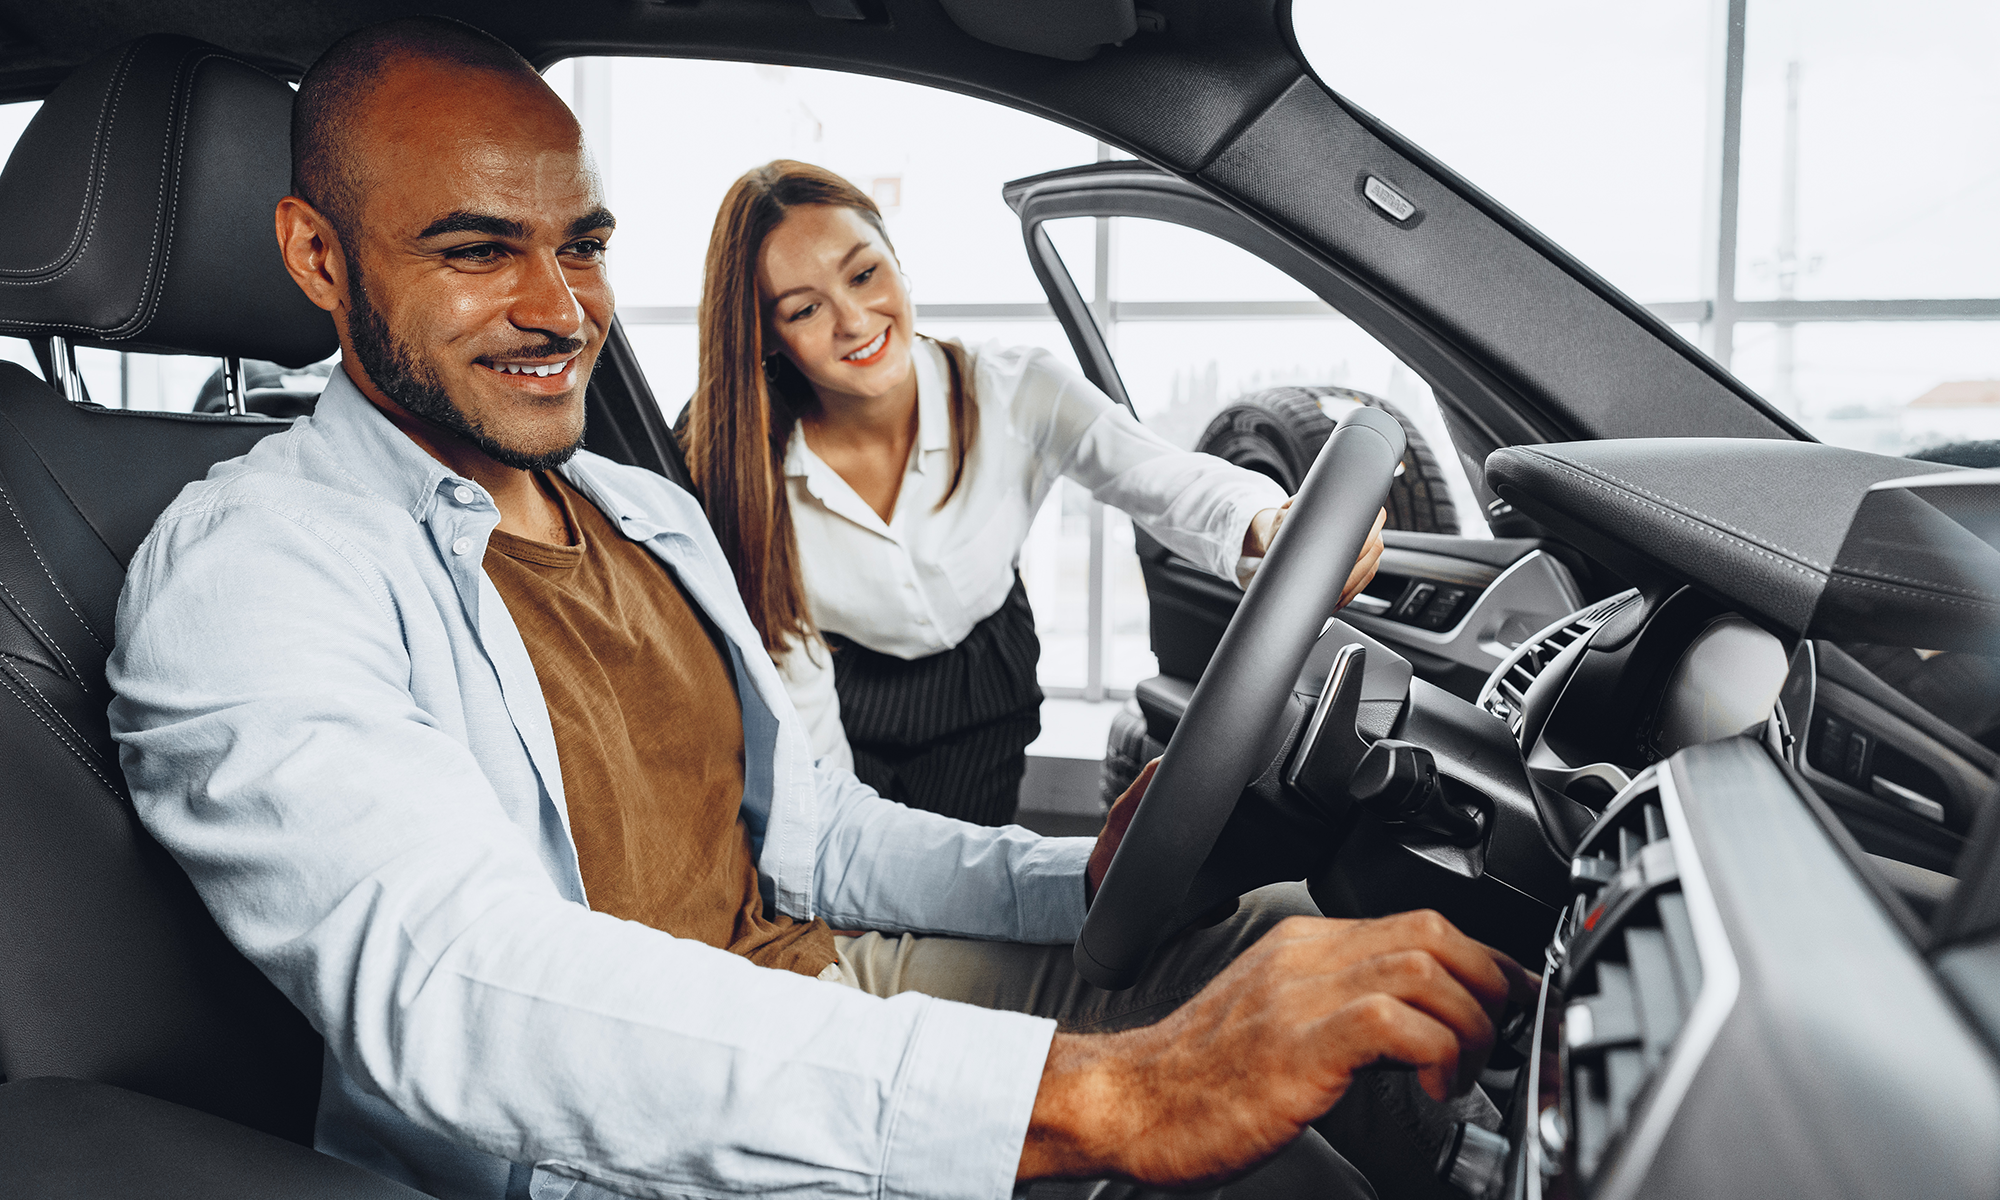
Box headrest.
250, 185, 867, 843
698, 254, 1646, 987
0, 36, 336, 367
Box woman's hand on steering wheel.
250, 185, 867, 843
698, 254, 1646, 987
1246, 502, 1387, 610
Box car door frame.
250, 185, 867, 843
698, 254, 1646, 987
1001, 160, 1557, 474
1002, 161, 1593, 699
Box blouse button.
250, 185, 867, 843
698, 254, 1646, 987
451, 537, 473, 556
453, 485, 476, 504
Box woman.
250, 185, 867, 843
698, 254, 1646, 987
685, 160, 1384, 825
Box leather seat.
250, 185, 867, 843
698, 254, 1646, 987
0, 34, 419, 1197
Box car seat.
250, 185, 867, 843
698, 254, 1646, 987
0, 34, 419, 1198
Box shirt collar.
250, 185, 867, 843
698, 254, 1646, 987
913, 335, 953, 461
778, 335, 954, 481
306, 366, 465, 521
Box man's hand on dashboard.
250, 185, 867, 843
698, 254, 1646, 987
1243, 502, 1387, 611
1086, 757, 1157, 905
1020, 910, 1538, 1187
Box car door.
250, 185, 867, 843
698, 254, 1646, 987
1002, 161, 1597, 719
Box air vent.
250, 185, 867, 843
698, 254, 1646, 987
1478, 589, 1638, 739
1556, 774, 1703, 1183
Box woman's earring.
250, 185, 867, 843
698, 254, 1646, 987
763, 355, 780, 383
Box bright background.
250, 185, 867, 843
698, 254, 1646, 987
0, 1, 1992, 761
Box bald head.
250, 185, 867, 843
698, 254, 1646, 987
292, 17, 547, 241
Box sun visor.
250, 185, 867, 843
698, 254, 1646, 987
935, 0, 1137, 61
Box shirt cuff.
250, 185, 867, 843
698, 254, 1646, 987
1225, 498, 1281, 590
1009, 835, 1093, 944
881, 998, 1057, 1200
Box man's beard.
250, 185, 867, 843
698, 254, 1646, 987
347, 269, 588, 472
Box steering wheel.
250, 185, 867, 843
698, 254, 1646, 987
1075, 406, 1406, 989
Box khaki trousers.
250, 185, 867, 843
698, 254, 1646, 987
826, 882, 1498, 1200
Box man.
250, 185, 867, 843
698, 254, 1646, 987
108, 18, 1530, 1200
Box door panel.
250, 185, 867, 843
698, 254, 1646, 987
1140, 530, 1581, 709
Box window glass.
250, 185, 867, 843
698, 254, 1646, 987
1291, 1, 1710, 306
553, 58, 1106, 695
1037, 214, 1492, 691
545, 58, 1096, 312
1731, 322, 2000, 456
0, 99, 38, 159
1735, 0, 2000, 302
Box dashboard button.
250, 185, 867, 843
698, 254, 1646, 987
1417, 586, 1470, 629
1844, 730, 1871, 782
1393, 581, 1436, 621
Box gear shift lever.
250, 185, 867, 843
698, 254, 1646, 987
1349, 739, 1485, 845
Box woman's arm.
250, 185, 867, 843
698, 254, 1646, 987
999, 347, 1288, 585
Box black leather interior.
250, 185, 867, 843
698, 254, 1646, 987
1486, 438, 1961, 635
0, 35, 336, 364
0, 33, 332, 1153
0, 367, 321, 1141
0, 1077, 424, 1199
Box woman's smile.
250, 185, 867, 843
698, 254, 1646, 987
841, 326, 891, 365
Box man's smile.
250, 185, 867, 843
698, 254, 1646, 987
476, 352, 582, 389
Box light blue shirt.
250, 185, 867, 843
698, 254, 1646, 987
107, 369, 1093, 1200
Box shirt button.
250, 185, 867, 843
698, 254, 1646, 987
451, 537, 473, 556
454, 485, 476, 504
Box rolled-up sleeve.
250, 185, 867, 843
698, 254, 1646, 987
110, 501, 1059, 1200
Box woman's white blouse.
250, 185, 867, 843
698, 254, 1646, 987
780, 337, 1288, 768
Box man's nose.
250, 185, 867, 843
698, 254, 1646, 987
511, 250, 584, 341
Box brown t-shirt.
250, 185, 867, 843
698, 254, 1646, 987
483, 474, 836, 977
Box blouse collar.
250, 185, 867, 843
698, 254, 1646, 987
780, 335, 959, 537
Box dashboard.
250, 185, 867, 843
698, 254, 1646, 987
1432, 588, 2000, 1198
1489, 739, 2000, 1200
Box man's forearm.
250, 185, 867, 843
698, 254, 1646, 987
1018, 1033, 1132, 1181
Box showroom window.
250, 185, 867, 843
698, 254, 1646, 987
1294, 0, 2000, 456
542, 58, 1474, 701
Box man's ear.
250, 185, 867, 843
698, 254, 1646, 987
274, 195, 349, 316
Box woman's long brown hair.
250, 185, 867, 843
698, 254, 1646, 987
687, 160, 977, 660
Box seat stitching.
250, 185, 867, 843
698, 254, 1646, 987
120, 52, 213, 337
4, 657, 106, 760
0, 573, 85, 682
0, 476, 108, 651
0, 666, 118, 794
0, 404, 128, 567
0, 48, 212, 348
0, 45, 135, 280
1535, 449, 1832, 570
1522, 454, 1823, 583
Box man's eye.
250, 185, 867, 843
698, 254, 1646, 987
445, 243, 502, 263
787, 303, 819, 323
852, 266, 876, 287
566, 239, 607, 259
